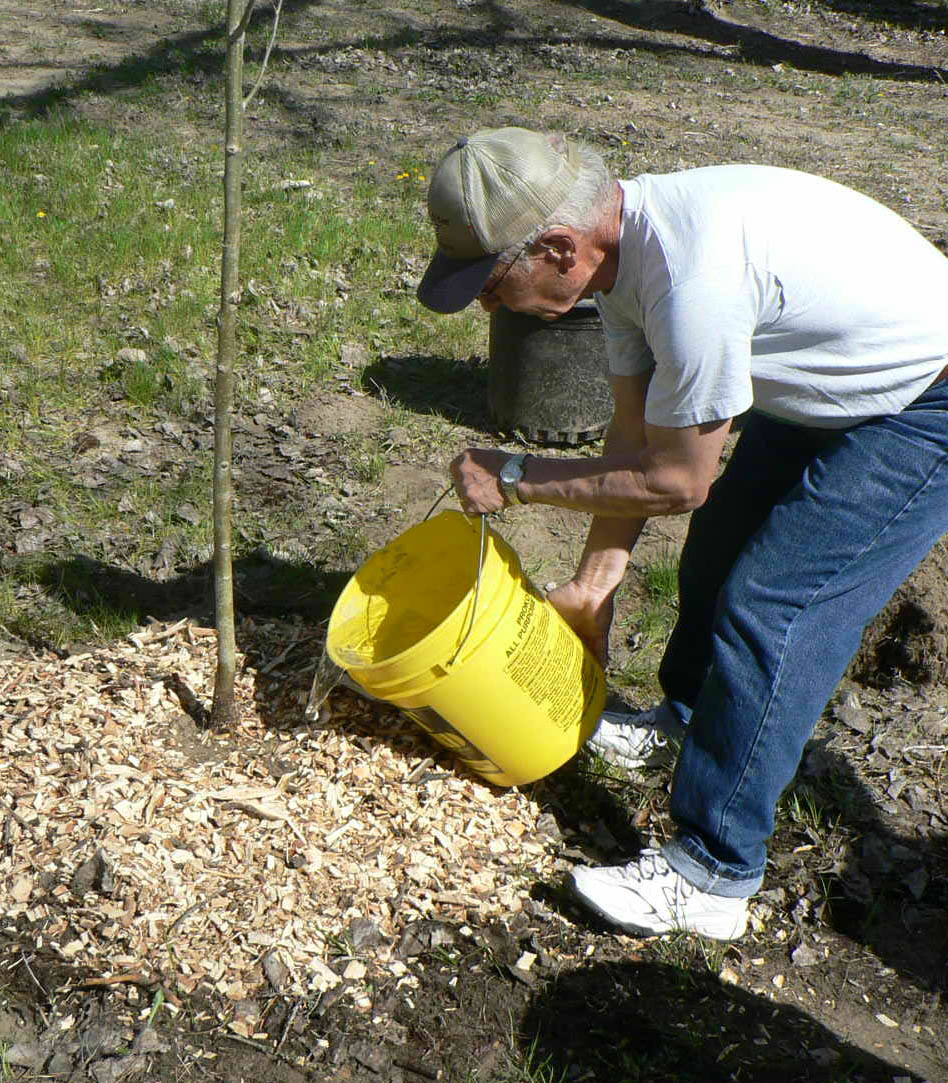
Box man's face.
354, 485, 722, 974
476, 243, 590, 320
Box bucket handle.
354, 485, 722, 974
425, 484, 488, 669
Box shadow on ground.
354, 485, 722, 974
794, 743, 948, 995
536, 734, 948, 1000
521, 955, 928, 1083
5, 0, 945, 127
361, 353, 491, 432
29, 551, 347, 631
571, 0, 948, 80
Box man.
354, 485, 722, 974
416, 127, 948, 941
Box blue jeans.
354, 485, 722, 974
659, 375, 948, 897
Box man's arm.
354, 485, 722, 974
543, 371, 651, 661
451, 375, 731, 521
450, 371, 732, 660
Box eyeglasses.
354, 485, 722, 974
478, 243, 529, 303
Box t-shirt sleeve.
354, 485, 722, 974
642, 269, 757, 428
599, 314, 655, 376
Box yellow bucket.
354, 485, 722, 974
326, 510, 606, 786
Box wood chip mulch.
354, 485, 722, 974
0, 618, 565, 1018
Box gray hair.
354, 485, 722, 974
498, 141, 614, 264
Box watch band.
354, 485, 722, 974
500, 453, 532, 507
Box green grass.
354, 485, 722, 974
0, 106, 489, 647
648, 930, 730, 979
0, 111, 480, 424
485, 1033, 567, 1083
611, 549, 680, 697
1, 556, 143, 647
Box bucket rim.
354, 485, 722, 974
326, 511, 519, 676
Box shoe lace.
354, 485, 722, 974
640, 729, 669, 752
623, 849, 670, 883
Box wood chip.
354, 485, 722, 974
0, 617, 559, 1000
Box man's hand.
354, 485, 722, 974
450, 448, 510, 515
547, 579, 615, 667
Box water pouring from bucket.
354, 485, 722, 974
326, 510, 606, 786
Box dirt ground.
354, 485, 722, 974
2, 1, 948, 1081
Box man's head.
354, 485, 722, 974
416, 127, 613, 315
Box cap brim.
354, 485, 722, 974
416, 249, 500, 314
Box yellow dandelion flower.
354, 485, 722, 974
36, 210, 47, 218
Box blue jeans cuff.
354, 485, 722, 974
661, 836, 763, 899
666, 698, 692, 731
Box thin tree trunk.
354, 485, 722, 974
210, 0, 248, 728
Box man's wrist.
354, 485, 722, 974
500, 453, 534, 506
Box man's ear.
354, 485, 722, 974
536, 229, 577, 272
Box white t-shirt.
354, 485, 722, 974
595, 165, 948, 428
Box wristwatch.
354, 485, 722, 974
499, 453, 532, 507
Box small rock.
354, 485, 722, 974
506, 962, 537, 987
340, 342, 369, 367
72, 431, 102, 454
349, 1039, 389, 1074
5, 1042, 44, 1069
47, 1050, 74, 1076
0, 1008, 34, 1045
90, 1054, 148, 1083
262, 950, 290, 994
83, 1022, 128, 1058
348, 917, 382, 951
534, 813, 562, 842
790, 942, 819, 967
833, 701, 871, 733
233, 998, 261, 1025
116, 347, 147, 365
174, 502, 202, 526
396, 920, 456, 958
70, 850, 115, 897
886, 775, 907, 800
791, 897, 812, 925
719, 966, 740, 985
132, 1028, 169, 1055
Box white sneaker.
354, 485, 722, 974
586, 702, 683, 770
570, 849, 748, 941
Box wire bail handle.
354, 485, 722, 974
424, 484, 488, 668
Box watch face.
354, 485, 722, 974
501, 455, 523, 484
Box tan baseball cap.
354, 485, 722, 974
417, 127, 581, 313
